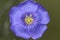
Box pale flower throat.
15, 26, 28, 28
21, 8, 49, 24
25, 14, 33, 25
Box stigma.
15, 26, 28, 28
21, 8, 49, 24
25, 14, 33, 25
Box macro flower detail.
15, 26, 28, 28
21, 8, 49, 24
25, 14, 34, 25
9, 0, 50, 40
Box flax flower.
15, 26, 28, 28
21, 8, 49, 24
9, 0, 50, 39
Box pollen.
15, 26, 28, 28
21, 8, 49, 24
25, 14, 33, 25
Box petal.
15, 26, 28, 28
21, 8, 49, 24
29, 25, 47, 39
36, 4, 50, 24
18, 1, 38, 13
9, 6, 25, 25
10, 23, 30, 39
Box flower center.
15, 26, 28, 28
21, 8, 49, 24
25, 14, 33, 25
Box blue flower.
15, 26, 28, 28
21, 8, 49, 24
9, 0, 50, 39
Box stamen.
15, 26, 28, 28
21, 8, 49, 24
25, 14, 33, 25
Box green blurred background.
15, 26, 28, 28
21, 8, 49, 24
0, 0, 60, 40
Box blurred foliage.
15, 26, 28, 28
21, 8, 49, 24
0, 0, 60, 40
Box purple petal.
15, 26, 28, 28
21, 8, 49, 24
18, 1, 38, 13
36, 8, 50, 24
10, 24, 30, 39
29, 25, 47, 39
9, 6, 25, 25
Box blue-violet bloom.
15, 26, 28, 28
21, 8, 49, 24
9, 0, 50, 39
